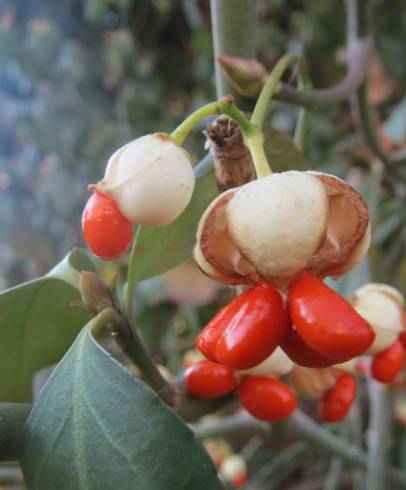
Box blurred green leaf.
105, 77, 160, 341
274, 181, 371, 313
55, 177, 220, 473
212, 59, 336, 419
127, 170, 218, 286
263, 124, 308, 172
21, 310, 223, 490
0, 248, 95, 402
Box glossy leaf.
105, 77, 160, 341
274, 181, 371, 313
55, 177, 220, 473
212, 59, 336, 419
127, 168, 218, 286
0, 248, 95, 402
21, 311, 223, 490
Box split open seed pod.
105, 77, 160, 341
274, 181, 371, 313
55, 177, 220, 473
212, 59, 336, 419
350, 283, 405, 354
237, 347, 294, 378
194, 170, 370, 290
95, 133, 195, 227
288, 365, 341, 400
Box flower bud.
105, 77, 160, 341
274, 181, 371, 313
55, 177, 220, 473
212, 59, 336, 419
217, 55, 267, 98
350, 283, 404, 354
237, 347, 294, 378
96, 133, 195, 226
194, 170, 370, 290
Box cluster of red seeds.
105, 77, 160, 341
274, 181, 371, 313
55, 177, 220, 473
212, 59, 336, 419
185, 273, 406, 423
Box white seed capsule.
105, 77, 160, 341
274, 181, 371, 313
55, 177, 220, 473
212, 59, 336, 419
96, 133, 195, 226
220, 455, 247, 482
237, 347, 294, 378
350, 283, 404, 354
194, 170, 370, 290
227, 171, 328, 284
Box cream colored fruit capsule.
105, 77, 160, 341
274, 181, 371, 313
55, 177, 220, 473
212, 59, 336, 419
194, 170, 370, 290
237, 347, 294, 378
96, 133, 195, 227
220, 455, 247, 483
288, 359, 356, 400
350, 283, 404, 354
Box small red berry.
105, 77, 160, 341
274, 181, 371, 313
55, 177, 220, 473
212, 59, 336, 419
184, 360, 237, 399
399, 331, 406, 351
237, 376, 297, 422
82, 191, 133, 260
371, 340, 405, 383
318, 373, 357, 423
399, 313, 406, 350
195, 282, 289, 370
280, 324, 336, 368
289, 272, 375, 362
233, 473, 248, 487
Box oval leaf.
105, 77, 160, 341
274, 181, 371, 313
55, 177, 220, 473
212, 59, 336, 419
21, 311, 224, 490
263, 124, 308, 172
127, 166, 218, 286
0, 248, 95, 402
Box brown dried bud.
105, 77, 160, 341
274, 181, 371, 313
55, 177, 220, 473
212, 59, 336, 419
217, 55, 268, 98
79, 271, 114, 313
204, 115, 255, 192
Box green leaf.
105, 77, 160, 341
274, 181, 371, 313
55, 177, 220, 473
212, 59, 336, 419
0, 248, 95, 402
127, 168, 218, 286
21, 311, 224, 490
263, 124, 308, 172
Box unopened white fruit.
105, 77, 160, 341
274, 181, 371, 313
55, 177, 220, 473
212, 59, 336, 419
227, 171, 328, 281
350, 283, 404, 354
220, 455, 247, 482
97, 133, 195, 226
238, 347, 294, 377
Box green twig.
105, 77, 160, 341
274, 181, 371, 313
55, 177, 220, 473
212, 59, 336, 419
193, 412, 269, 439
192, 410, 406, 487
115, 317, 175, 407
170, 97, 252, 146
351, 0, 406, 178
210, 0, 257, 104
323, 458, 343, 490
366, 380, 390, 490
251, 53, 300, 128
273, 0, 372, 110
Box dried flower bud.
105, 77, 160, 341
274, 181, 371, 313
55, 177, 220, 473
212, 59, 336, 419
350, 283, 404, 354
237, 347, 294, 378
217, 55, 268, 98
204, 116, 255, 192
79, 271, 114, 313
194, 171, 370, 290
96, 133, 195, 226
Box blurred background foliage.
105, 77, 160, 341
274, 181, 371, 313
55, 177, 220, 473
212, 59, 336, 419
0, 1, 405, 489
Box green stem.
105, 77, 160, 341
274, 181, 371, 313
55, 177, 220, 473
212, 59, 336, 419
115, 317, 175, 407
294, 62, 313, 151
192, 410, 406, 487
245, 131, 271, 178
210, 0, 257, 106
323, 458, 343, 490
170, 97, 272, 179
170, 98, 252, 146
366, 380, 389, 490
251, 53, 300, 128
